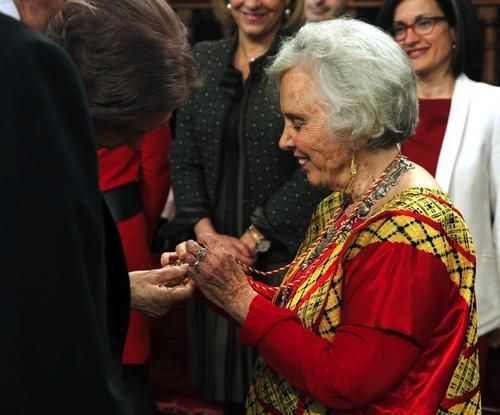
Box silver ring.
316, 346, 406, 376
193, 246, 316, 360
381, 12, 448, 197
196, 247, 208, 261
192, 260, 201, 273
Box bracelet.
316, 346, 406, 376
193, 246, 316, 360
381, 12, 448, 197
247, 224, 264, 243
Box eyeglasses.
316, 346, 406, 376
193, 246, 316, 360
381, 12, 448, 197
391, 16, 448, 41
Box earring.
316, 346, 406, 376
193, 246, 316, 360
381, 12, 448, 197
226, 2, 232, 10
284, 7, 291, 19
344, 151, 358, 195
452, 43, 457, 50
350, 151, 358, 175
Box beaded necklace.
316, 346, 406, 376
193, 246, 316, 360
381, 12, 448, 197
239, 153, 415, 306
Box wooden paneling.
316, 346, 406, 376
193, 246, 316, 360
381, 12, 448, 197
170, 0, 500, 84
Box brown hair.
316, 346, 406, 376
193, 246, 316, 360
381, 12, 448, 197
46, 0, 198, 124
211, 0, 305, 35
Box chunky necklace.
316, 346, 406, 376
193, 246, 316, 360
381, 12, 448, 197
271, 153, 414, 307
300, 154, 413, 270
238, 154, 414, 281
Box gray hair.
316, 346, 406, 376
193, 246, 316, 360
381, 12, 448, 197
268, 18, 418, 148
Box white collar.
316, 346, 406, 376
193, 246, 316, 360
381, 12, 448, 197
0, 0, 20, 20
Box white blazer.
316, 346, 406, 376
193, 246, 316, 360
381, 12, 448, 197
436, 74, 500, 336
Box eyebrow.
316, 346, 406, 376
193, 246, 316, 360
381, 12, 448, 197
283, 112, 306, 122
394, 14, 437, 23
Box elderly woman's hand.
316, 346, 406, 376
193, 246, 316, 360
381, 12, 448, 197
129, 264, 194, 317
176, 234, 257, 324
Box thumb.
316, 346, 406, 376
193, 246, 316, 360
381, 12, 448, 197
155, 264, 189, 285
163, 278, 195, 300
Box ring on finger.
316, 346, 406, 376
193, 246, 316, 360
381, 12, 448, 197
196, 246, 208, 261
193, 260, 201, 273
196, 247, 208, 261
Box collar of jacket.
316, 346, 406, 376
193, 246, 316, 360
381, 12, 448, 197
219, 31, 287, 95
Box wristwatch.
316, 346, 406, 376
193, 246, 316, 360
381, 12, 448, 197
247, 225, 271, 253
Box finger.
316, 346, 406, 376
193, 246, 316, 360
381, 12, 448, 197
160, 252, 178, 267
185, 239, 202, 261
170, 279, 195, 298
229, 238, 254, 258
222, 246, 251, 265
197, 233, 219, 249
175, 241, 189, 261
155, 264, 189, 285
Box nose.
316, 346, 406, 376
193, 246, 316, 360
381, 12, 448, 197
244, 0, 262, 9
279, 126, 295, 151
403, 26, 420, 45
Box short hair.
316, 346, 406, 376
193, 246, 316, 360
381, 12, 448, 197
378, 0, 480, 78
267, 19, 418, 149
211, 0, 305, 34
45, 0, 198, 124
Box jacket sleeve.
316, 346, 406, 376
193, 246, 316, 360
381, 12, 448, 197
170, 45, 212, 232
490, 97, 500, 303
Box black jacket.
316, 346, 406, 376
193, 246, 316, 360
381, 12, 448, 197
0, 13, 129, 414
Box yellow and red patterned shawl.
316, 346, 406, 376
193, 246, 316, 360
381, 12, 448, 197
246, 188, 480, 415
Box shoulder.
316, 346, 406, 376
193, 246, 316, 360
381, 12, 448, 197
0, 22, 77, 86
456, 74, 500, 106
348, 188, 475, 261
192, 37, 233, 63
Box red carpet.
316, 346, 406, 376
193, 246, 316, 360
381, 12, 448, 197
150, 302, 223, 415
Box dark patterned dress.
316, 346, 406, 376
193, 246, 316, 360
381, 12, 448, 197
170, 35, 327, 403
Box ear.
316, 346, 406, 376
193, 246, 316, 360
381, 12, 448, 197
450, 26, 457, 44
285, 0, 292, 7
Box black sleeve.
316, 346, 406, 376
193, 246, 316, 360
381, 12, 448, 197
251, 172, 329, 255
0, 28, 127, 415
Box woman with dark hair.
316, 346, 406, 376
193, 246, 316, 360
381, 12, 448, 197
379, 0, 500, 383
46, 1, 197, 414
169, 0, 326, 411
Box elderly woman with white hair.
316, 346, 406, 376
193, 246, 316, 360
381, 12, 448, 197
168, 18, 480, 414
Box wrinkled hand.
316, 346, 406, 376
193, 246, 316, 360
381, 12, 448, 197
129, 265, 194, 317
176, 234, 257, 323
210, 233, 256, 266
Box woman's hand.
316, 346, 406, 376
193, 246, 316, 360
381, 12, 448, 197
210, 233, 256, 266
176, 234, 257, 323
194, 217, 255, 265
129, 265, 194, 317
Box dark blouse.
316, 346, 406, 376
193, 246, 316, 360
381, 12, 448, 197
402, 99, 452, 176
215, 64, 244, 236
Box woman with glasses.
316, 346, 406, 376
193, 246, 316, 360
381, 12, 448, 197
379, 0, 500, 385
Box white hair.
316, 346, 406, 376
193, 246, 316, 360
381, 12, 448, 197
268, 18, 418, 148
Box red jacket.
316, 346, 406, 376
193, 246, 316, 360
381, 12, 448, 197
98, 125, 171, 364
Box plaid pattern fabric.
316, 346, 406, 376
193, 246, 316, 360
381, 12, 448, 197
246, 189, 479, 414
